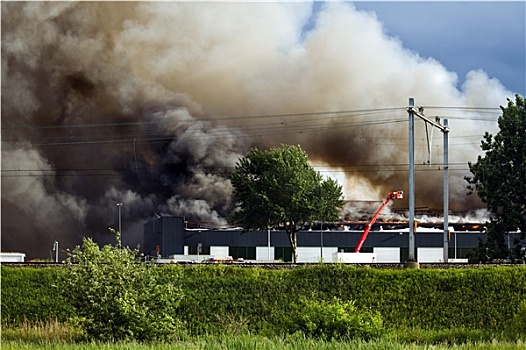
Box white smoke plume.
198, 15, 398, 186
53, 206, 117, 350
1, 2, 513, 258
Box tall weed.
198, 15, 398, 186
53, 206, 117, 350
1, 319, 84, 342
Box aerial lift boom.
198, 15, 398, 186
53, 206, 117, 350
354, 191, 404, 253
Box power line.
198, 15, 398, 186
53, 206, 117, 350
1, 116, 493, 149
2, 117, 408, 148
421, 106, 501, 111
1, 107, 405, 131
1, 162, 473, 178
1, 105, 502, 131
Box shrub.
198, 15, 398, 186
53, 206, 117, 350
289, 296, 384, 341
58, 231, 184, 342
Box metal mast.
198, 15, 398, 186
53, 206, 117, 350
408, 99, 416, 261
443, 118, 449, 262
407, 98, 450, 262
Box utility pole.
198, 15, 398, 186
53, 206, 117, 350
407, 98, 450, 263
320, 221, 323, 262
52, 241, 59, 263
117, 203, 123, 234
408, 99, 415, 262
268, 225, 271, 261
443, 118, 449, 262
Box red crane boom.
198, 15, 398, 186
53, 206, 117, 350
354, 191, 404, 253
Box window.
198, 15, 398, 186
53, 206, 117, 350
337, 247, 372, 253
229, 247, 256, 260
274, 247, 292, 262
400, 248, 418, 262
337, 247, 354, 253
188, 245, 210, 255
448, 247, 470, 259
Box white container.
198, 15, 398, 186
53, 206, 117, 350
1, 252, 26, 262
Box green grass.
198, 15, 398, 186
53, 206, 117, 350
3, 266, 526, 348
0, 320, 85, 343
2, 337, 525, 350
2, 322, 525, 350
4, 265, 526, 336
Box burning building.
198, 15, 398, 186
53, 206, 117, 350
1, 2, 512, 259
142, 215, 505, 264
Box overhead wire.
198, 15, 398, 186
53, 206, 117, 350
1, 118, 493, 148
1, 105, 501, 177
0, 107, 406, 130
2, 110, 408, 148
1, 165, 472, 177
1, 104, 501, 132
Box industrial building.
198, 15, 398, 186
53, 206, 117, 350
143, 216, 504, 263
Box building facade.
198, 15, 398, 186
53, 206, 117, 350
142, 216, 503, 263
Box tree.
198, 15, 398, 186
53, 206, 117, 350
59, 230, 183, 341
230, 144, 344, 263
465, 94, 526, 262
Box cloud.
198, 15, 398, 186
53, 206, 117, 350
353, 1, 525, 95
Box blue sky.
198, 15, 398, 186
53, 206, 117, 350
351, 1, 525, 97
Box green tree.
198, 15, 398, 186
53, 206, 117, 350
230, 144, 344, 263
59, 230, 183, 341
465, 94, 526, 262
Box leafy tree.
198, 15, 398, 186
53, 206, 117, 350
59, 230, 183, 341
465, 94, 526, 262
230, 144, 344, 263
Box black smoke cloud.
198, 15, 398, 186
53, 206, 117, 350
1, 2, 512, 259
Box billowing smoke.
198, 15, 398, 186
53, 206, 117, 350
1, 2, 513, 258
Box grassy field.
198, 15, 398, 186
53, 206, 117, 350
3, 266, 525, 349
1, 321, 525, 350
2, 337, 525, 350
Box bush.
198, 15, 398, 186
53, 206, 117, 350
58, 231, 184, 342
289, 296, 384, 341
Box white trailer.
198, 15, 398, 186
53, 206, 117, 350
1, 252, 26, 263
